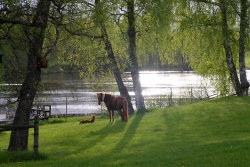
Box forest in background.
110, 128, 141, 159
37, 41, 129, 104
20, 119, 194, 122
39, 50, 191, 72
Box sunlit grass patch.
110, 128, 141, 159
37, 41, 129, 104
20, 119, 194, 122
0, 96, 250, 166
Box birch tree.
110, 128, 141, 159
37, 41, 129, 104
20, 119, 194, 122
94, 0, 134, 113
127, 0, 146, 110
171, 0, 250, 96
0, 0, 52, 151
0, 0, 72, 151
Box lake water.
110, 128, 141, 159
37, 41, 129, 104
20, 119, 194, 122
36, 71, 216, 115
0, 71, 219, 115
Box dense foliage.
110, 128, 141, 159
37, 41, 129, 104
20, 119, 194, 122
1, 1, 250, 96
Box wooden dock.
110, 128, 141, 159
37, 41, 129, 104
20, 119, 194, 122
0, 105, 102, 124
0, 105, 52, 124
30, 105, 51, 120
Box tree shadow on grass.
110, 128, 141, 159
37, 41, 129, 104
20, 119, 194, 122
67, 111, 145, 162
72, 111, 146, 166
0, 115, 130, 164
74, 116, 128, 153
82, 110, 146, 166
0, 150, 48, 164
111, 110, 146, 153
0, 130, 48, 164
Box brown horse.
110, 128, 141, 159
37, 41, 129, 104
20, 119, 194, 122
96, 93, 128, 122
79, 115, 96, 124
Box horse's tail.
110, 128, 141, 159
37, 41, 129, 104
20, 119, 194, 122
123, 98, 129, 122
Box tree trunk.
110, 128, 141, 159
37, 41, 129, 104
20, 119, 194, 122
100, 24, 135, 114
127, 0, 146, 110
219, 1, 242, 95
8, 0, 51, 151
238, 0, 249, 95
95, 0, 134, 114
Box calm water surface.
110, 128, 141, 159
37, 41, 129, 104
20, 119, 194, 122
0, 70, 232, 115
35, 71, 215, 115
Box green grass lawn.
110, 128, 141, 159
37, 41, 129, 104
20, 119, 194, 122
0, 96, 250, 166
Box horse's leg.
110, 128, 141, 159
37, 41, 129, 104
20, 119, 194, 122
112, 110, 114, 122
108, 110, 112, 122
118, 109, 124, 121
122, 109, 125, 121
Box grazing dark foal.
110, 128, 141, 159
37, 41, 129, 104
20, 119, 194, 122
96, 93, 128, 122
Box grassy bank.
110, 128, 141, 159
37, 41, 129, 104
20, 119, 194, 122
0, 96, 250, 166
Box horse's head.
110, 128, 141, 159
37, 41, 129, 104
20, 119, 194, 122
96, 93, 103, 105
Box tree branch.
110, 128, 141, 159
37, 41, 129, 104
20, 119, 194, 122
44, 26, 60, 58
189, 0, 219, 6
229, 1, 240, 17
64, 25, 103, 38
0, 18, 33, 26
82, 0, 95, 8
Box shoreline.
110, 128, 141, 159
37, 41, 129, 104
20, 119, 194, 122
0, 112, 104, 124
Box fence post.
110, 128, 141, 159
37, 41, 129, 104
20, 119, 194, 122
66, 97, 68, 121
34, 115, 39, 154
